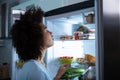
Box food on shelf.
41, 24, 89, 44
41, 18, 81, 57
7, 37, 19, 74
76, 25, 90, 40
59, 56, 73, 64
85, 54, 96, 63
60, 35, 73, 40
89, 28, 95, 33
85, 13, 94, 23
73, 31, 83, 40
85, 54, 96, 66
76, 58, 88, 64
76, 54, 96, 66
77, 25, 89, 34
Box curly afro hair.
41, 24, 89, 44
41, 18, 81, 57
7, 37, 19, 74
10, 7, 45, 61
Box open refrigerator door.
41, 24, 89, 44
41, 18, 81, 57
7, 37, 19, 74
44, 0, 96, 80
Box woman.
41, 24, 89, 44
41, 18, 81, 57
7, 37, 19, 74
10, 7, 70, 80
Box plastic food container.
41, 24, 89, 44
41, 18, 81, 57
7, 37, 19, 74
59, 56, 74, 64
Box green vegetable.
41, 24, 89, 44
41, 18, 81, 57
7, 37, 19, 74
61, 68, 85, 79
66, 68, 85, 73
77, 25, 89, 33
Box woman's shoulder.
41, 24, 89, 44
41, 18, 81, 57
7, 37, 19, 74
22, 59, 46, 72
23, 59, 42, 69
19, 59, 52, 80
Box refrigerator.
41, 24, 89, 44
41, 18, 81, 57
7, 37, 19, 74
44, 0, 96, 80
44, 0, 120, 80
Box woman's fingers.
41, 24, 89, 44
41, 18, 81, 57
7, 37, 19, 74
62, 63, 71, 67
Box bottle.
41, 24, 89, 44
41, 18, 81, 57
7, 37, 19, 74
85, 66, 95, 80
1, 63, 9, 79
74, 32, 80, 40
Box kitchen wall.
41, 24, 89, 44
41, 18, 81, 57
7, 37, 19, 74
0, 39, 12, 78
0, 40, 12, 64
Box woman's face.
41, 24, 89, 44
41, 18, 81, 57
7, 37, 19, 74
40, 23, 54, 48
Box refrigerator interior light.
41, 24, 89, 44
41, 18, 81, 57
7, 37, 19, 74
12, 9, 25, 14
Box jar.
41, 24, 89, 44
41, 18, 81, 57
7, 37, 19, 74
85, 13, 94, 23
74, 31, 83, 40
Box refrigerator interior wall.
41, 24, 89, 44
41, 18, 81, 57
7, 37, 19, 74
45, 7, 96, 79
47, 41, 95, 79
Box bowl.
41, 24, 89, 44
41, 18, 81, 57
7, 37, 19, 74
59, 56, 73, 64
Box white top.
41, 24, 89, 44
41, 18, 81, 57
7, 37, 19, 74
18, 60, 52, 80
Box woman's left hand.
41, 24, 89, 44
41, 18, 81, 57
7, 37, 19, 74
54, 63, 70, 80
